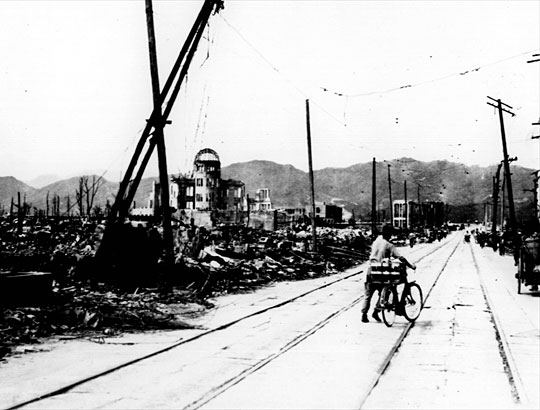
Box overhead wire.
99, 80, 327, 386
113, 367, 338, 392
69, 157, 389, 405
182, 20, 217, 172
218, 13, 540, 164
321, 48, 540, 98
218, 14, 350, 129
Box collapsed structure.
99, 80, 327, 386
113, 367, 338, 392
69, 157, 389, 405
131, 148, 343, 229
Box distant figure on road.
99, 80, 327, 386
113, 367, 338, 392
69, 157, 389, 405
361, 224, 416, 323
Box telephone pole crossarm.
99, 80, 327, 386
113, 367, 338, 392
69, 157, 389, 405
487, 96, 518, 251
527, 53, 540, 64
487, 102, 515, 117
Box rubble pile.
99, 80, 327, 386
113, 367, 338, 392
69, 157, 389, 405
1, 216, 370, 359
0, 217, 100, 277
0, 284, 203, 358
175, 225, 370, 297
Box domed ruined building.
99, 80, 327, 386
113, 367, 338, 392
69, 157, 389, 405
162, 148, 247, 212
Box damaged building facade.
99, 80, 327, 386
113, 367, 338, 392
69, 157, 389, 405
392, 199, 447, 229
135, 148, 275, 229
146, 148, 248, 214
168, 148, 248, 212
132, 148, 343, 230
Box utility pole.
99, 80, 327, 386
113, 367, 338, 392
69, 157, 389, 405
387, 164, 393, 225
17, 192, 23, 234
404, 180, 408, 231
532, 121, 540, 173
417, 183, 422, 227
523, 182, 538, 230
305, 99, 317, 253
491, 163, 502, 245
372, 158, 377, 237
487, 96, 517, 243
145, 0, 173, 265
246, 194, 250, 227
99, 0, 224, 262
525, 170, 540, 232
501, 165, 506, 228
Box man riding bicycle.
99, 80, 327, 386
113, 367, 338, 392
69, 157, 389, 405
361, 224, 416, 323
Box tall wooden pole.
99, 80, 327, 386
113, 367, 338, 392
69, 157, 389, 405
387, 164, 393, 225
534, 177, 539, 231
501, 167, 506, 228
98, 0, 223, 263
532, 171, 540, 231
404, 180, 408, 230
122, 5, 210, 215
109, 0, 218, 224
491, 163, 502, 244
17, 192, 22, 234
371, 158, 376, 236
417, 184, 423, 227
305, 99, 317, 253
145, 0, 173, 264
487, 97, 517, 240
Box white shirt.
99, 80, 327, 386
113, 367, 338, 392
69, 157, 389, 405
369, 236, 401, 262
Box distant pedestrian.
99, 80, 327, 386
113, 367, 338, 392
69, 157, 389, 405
361, 224, 416, 323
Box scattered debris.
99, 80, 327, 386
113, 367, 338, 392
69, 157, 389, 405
1, 216, 371, 359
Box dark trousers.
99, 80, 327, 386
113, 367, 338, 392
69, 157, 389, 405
361, 281, 383, 315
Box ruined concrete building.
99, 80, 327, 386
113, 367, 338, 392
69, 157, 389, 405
392, 199, 446, 229
148, 148, 248, 213
250, 188, 272, 211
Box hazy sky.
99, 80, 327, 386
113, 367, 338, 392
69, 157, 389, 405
0, 0, 539, 184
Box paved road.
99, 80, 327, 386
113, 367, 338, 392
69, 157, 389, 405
1, 231, 538, 409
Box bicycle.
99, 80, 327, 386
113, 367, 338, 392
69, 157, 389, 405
370, 259, 424, 327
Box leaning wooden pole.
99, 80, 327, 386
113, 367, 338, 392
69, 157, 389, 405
98, 0, 223, 262
145, 0, 173, 264
121, 4, 211, 215
487, 97, 517, 244
498, 104, 517, 237
305, 99, 317, 253
110, 0, 218, 225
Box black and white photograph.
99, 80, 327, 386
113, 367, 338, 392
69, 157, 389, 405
0, 0, 539, 408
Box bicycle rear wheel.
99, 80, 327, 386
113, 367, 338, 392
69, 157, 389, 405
403, 283, 423, 322
381, 286, 397, 327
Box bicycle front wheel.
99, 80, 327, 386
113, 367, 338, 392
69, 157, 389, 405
403, 283, 423, 322
381, 286, 397, 327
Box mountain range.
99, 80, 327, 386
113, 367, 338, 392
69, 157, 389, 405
0, 158, 537, 223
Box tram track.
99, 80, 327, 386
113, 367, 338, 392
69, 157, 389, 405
7, 235, 460, 410
469, 242, 527, 406
359, 235, 529, 409
357, 234, 462, 408
188, 235, 462, 409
